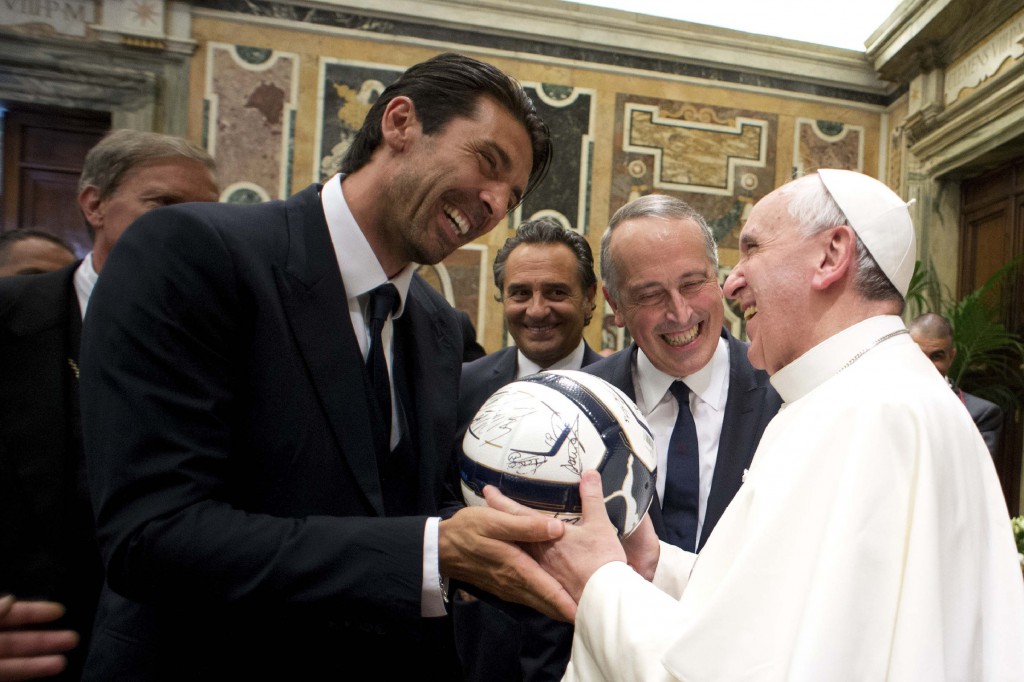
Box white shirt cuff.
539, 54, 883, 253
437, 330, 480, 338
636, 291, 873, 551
421, 516, 446, 617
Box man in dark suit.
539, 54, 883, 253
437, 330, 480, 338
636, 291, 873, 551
455, 217, 599, 682
79, 53, 564, 680
457, 217, 600, 430
0, 129, 218, 681
909, 312, 1004, 455
588, 194, 781, 552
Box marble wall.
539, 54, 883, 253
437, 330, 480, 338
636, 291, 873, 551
188, 8, 885, 353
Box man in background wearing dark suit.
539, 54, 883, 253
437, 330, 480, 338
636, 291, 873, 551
588, 194, 781, 552
0, 129, 218, 680
458, 217, 600, 429
79, 53, 564, 680
455, 217, 599, 681
909, 312, 1003, 455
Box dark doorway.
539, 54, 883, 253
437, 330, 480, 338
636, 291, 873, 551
960, 159, 1024, 514
1, 104, 110, 257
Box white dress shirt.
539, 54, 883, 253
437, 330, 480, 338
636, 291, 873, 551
630, 336, 730, 550
321, 174, 444, 617
73, 252, 99, 319
515, 339, 587, 379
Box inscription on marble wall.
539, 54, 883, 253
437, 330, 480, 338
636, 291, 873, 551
793, 118, 864, 176
945, 13, 1024, 104
0, 0, 94, 36
204, 43, 298, 202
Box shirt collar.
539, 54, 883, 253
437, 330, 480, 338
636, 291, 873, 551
634, 333, 729, 414
322, 174, 415, 315
515, 339, 587, 379
770, 314, 906, 403
74, 252, 98, 320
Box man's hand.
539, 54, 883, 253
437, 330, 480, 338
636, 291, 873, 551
484, 470, 629, 604
622, 513, 660, 581
438, 506, 576, 622
0, 595, 78, 682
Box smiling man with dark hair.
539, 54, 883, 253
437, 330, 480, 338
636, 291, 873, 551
79, 53, 560, 680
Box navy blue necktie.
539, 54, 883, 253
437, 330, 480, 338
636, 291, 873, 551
662, 381, 700, 552
367, 283, 399, 454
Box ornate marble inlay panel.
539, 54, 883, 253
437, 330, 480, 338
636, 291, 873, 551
793, 118, 864, 176
205, 43, 298, 202
613, 94, 777, 251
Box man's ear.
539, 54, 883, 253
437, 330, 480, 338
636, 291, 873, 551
78, 185, 104, 231
604, 286, 626, 328
380, 96, 421, 153
811, 224, 856, 291
583, 284, 598, 325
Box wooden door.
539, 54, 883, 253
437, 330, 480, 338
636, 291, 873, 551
960, 160, 1024, 514
1, 105, 110, 256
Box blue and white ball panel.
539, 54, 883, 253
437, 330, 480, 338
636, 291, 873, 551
460, 369, 656, 536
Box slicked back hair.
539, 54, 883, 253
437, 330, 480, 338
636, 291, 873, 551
339, 52, 551, 203
493, 218, 597, 317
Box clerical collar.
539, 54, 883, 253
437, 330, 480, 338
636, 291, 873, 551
516, 339, 586, 379
634, 334, 729, 415
321, 174, 415, 314
770, 315, 909, 403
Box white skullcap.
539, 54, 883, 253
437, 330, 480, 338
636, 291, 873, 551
817, 169, 916, 298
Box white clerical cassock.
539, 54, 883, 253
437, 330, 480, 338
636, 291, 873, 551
564, 316, 1024, 682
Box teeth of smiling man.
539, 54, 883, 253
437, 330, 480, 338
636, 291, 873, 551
743, 305, 758, 321
663, 324, 700, 346
442, 203, 470, 236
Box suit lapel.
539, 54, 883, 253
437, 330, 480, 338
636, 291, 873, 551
395, 277, 461, 512
274, 185, 385, 515
494, 347, 517, 383
701, 331, 763, 547
613, 345, 639, 402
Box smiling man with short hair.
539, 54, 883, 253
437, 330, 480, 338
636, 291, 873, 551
497, 171, 1024, 682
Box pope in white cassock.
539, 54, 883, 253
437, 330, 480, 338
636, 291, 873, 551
486, 169, 1024, 681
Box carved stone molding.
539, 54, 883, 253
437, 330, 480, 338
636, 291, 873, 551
202, 0, 890, 100
907, 57, 1024, 178
0, 32, 191, 132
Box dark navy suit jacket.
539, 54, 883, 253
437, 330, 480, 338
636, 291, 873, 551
457, 343, 602, 433
959, 389, 1003, 456
584, 328, 781, 549
0, 262, 100, 680
80, 184, 464, 680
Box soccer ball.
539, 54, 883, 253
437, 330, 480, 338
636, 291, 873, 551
460, 369, 656, 537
